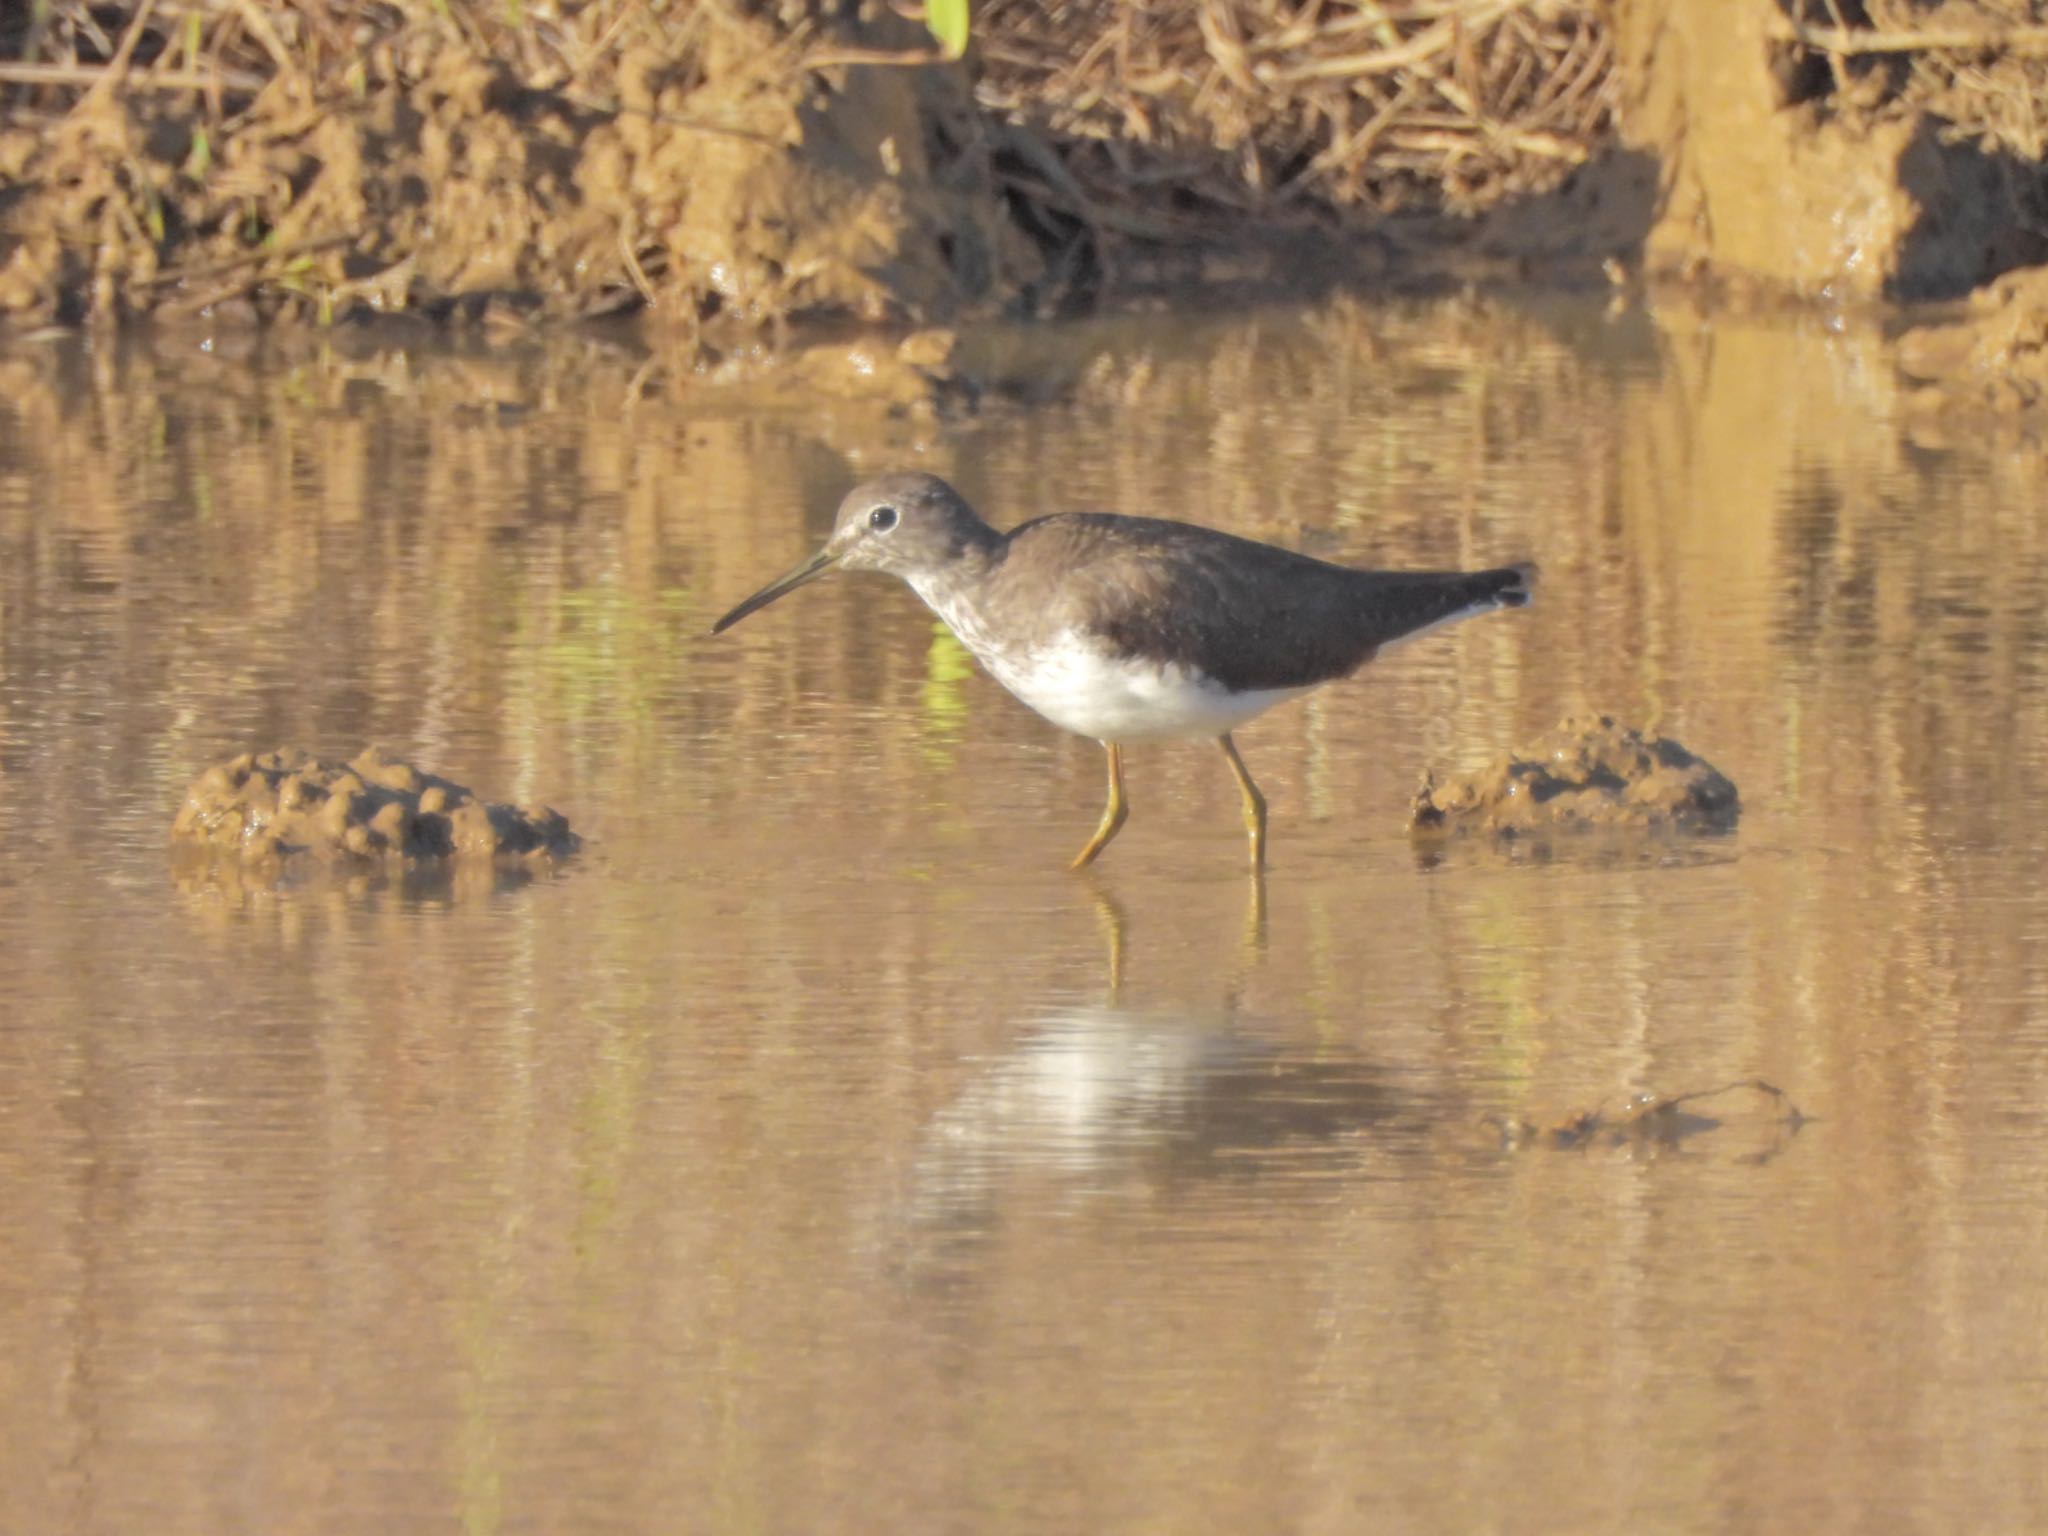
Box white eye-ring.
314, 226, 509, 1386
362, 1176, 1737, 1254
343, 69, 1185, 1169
868, 505, 898, 532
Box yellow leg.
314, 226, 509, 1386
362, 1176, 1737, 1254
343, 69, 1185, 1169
1218, 733, 1267, 872
1070, 742, 1128, 870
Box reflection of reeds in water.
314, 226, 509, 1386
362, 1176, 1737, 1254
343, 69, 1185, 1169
0, 334, 859, 790
7, 300, 2048, 1532
1, 313, 2036, 1023
6, 295, 2045, 874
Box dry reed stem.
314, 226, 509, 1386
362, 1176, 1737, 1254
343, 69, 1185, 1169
1773, 0, 2048, 164
1774, 19, 2048, 55
0, 61, 268, 90
975, 0, 1616, 219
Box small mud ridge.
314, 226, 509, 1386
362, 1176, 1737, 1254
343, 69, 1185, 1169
1411, 713, 1739, 836
172, 746, 576, 863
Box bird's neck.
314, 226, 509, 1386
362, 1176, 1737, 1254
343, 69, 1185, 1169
905, 526, 1010, 654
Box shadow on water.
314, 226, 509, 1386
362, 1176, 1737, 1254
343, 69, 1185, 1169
168, 844, 567, 914
1407, 824, 1742, 874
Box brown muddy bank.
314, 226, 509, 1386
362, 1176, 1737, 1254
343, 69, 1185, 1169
1615, 0, 2048, 301
1, 2, 1034, 336
1609, 0, 2048, 411
9, 2, 2048, 411
4, 0, 1617, 338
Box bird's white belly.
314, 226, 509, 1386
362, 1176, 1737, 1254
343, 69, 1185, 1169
976, 630, 1314, 744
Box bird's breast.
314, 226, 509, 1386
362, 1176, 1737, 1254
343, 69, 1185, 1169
958, 625, 1314, 744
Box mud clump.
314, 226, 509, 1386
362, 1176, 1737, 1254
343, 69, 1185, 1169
1410, 714, 1739, 837
1896, 266, 2048, 413
172, 746, 576, 864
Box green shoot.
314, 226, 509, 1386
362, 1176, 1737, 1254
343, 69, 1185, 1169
924, 0, 969, 61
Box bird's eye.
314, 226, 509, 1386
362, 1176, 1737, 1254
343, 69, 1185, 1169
868, 505, 898, 532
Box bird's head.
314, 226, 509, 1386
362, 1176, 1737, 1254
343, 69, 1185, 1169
710, 473, 994, 633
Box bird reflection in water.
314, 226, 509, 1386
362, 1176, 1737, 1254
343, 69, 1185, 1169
879, 877, 1433, 1274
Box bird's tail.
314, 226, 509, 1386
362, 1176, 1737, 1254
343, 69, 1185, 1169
1371, 562, 1536, 655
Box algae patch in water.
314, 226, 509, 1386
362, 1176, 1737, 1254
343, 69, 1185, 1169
1411, 714, 1739, 837
172, 746, 576, 864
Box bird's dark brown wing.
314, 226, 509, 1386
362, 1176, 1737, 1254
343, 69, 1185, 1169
995, 514, 1530, 693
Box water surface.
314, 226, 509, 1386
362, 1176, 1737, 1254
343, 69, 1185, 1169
3, 295, 2046, 1534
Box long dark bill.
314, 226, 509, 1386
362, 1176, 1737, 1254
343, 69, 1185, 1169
709, 548, 839, 635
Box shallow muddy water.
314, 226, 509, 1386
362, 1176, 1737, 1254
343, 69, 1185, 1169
3, 294, 2047, 1534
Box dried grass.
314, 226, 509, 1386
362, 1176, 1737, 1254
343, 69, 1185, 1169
974, 0, 1618, 222
12, 0, 2048, 261
0, 0, 702, 112
1777, 0, 2048, 162
0, 0, 1627, 326
3, 1, 1616, 218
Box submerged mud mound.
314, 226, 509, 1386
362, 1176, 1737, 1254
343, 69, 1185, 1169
1410, 714, 1739, 836
172, 747, 576, 863
1488, 1079, 1805, 1160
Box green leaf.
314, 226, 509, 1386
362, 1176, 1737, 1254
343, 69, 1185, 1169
924, 0, 969, 60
